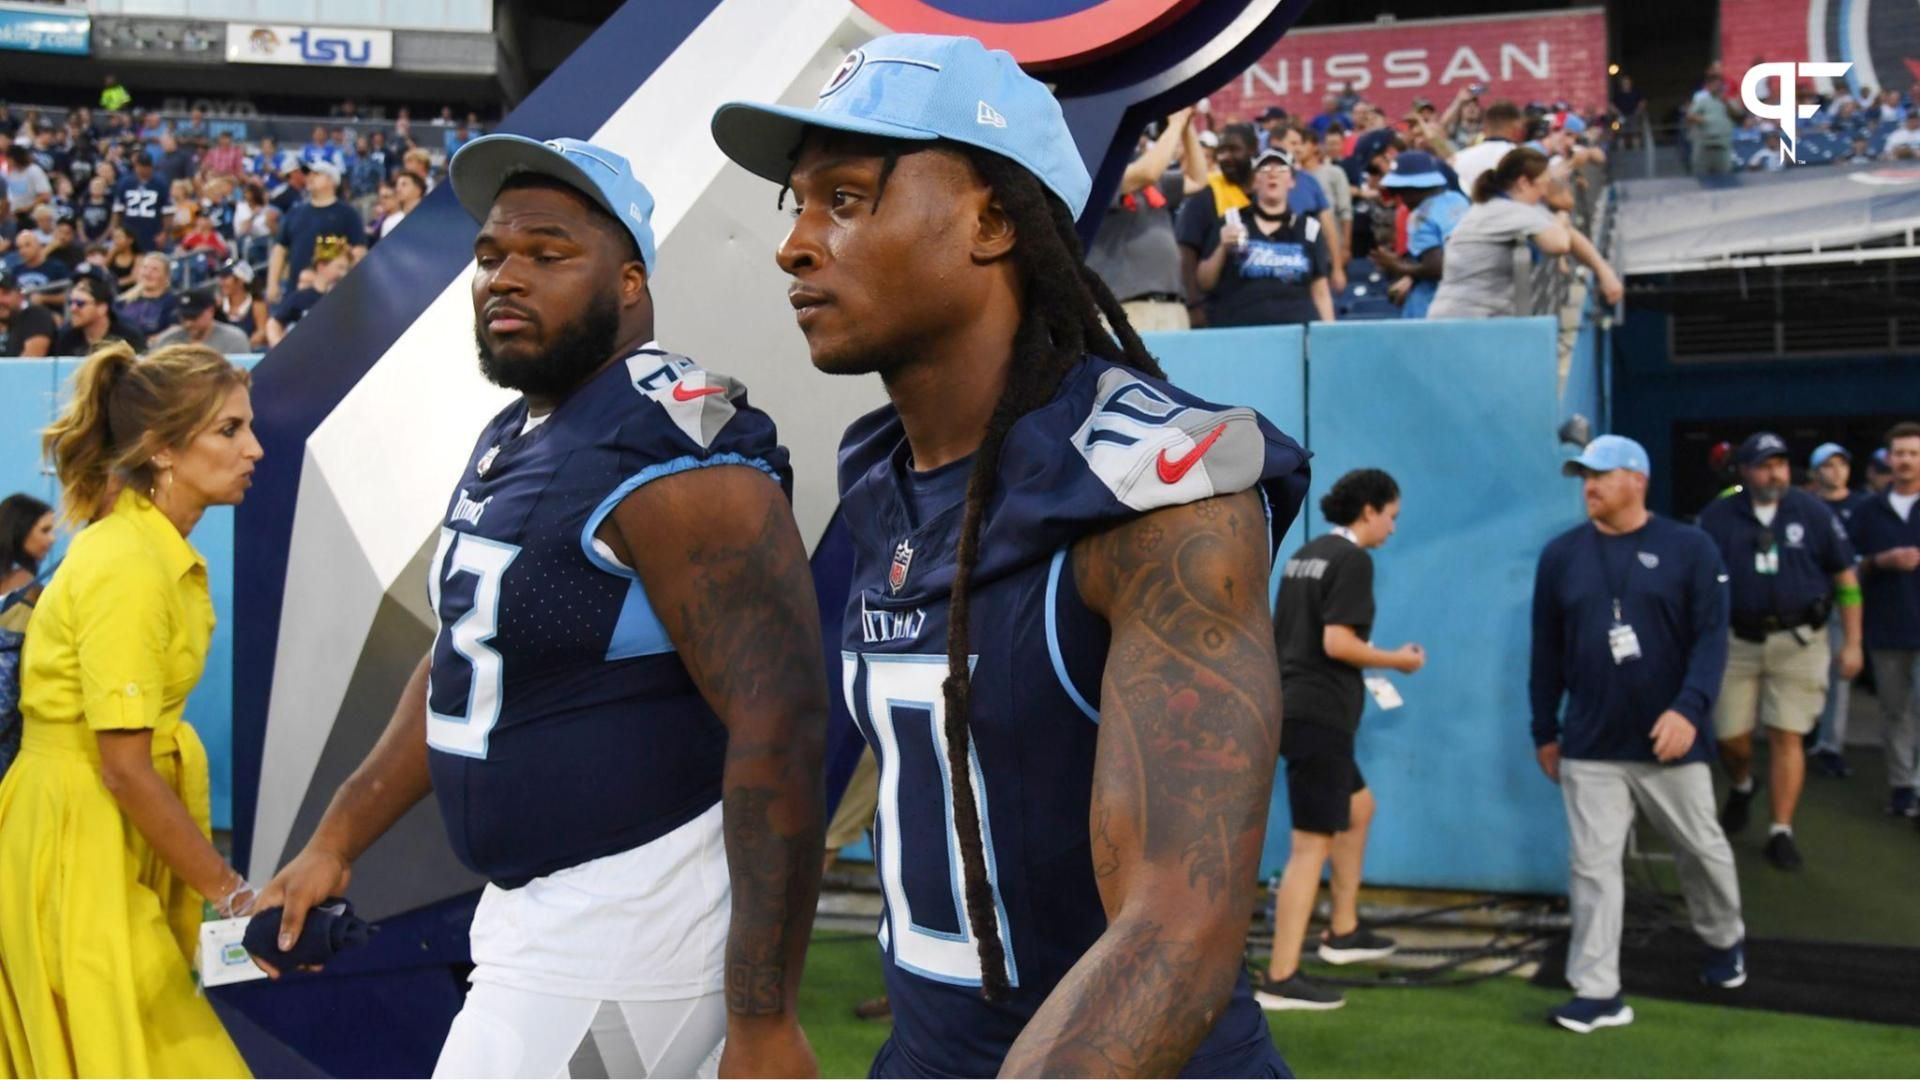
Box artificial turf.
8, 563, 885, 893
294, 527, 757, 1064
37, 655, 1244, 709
797, 932, 1920, 1078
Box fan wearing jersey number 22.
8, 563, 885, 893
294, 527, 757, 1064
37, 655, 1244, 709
251, 136, 828, 1078
715, 34, 1310, 1077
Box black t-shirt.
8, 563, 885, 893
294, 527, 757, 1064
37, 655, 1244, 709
0, 302, 57, 356
1178, 194, 1330, 328
1273, 532, 1375, 732
278, 201, 363, 283
52, 318, 147, 357
273, 286, 325, 332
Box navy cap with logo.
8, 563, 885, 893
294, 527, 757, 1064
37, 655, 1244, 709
449, 135, 658, 273
1382, 150, 1448, 188
710, 33, 1092, 217
1735, 431, 1790, 467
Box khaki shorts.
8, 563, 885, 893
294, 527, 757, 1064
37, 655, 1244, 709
1120, 298, 1192, 333
823, 746, 879, 852
1715, 626, 1830, 739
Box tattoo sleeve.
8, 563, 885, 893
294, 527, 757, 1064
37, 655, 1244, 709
999, 490, 1282, 1078
608, 466, 829, 1022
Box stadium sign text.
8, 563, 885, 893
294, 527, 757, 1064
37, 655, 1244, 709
225, 23, 394, 69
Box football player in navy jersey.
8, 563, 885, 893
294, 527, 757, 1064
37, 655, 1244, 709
253, 137, 828, 1078
714, 35, 1309, 1077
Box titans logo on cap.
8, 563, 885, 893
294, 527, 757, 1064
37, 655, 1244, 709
822, 49, 865, 98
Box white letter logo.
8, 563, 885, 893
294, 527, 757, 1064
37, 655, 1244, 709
1741, 62, 1851, 163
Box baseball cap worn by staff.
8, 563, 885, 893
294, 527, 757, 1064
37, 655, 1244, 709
1735, 431, 1790, 467
447, 135, 659, 273
1564, 434, 1650, 476
709, 33, 1093, 218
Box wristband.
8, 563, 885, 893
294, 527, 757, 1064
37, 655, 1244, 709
1837, 583, 1863, 608
217, 875, 258, 918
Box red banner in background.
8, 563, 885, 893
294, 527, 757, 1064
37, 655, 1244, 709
1203, 8, 1609, 126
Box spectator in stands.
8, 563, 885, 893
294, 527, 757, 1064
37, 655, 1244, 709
0, 492, 53, 596
393, 107, 413, 145
1698, 433, 1863, 871
445, 117, 478, 159
1687, 70, 1740, 176
1884, 112, 1920, 159
53, 275, 145, 355
3, 231, 70, 296
232, 180, 276, 267
1531, 435, 1745, 1035
1427, 149, 1623, 319
1611, 75, 1647, 149
366, 130, 392, 182
1087, 109, 1206, 331
1809, 443, 1867, 778
153, 132, 193, 185
1747, 131, 1787, 172
0, 271, 55, 357
202, 131, 245, 180
47, 220, 83, 274
110, 151, 169, 254
301, 126, 341, 171
404, 147, 435, 188
377, 171, 425, 243
1257, 106, 1290, 152
1371, 151, 1468, 319
1438, 85, 1485, 147
1310, 92, 1346, 138
1275, 125, 1347, 292
104, 227, 139, 290
99, 74, 132, 113
1297, 128, 1352, 276
215, 261, 267, 350
1190, 148, 1335, 326
248, 135, 284, 184
76, 176, 113, 243
165, 179, 198, 247
118, 253, 179, 339
153, 287, 250, 355
1871, 89, 1908, 125
1848, 422, 1920, 819
176, 108, 209, 152
5, 146, 52, 218
1451, 101, 1525, 196
1847, 134, 1875, 164
267, 245, 349, 345
267, 161, 363, 305
349, 134, 384, 203
1257, 468, 1421, 1012
268, 161, 306, 217
0, 193, 14, 255
1177, 122, 1256, 324
177, 211, 228, 263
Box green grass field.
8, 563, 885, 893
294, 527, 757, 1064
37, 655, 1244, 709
797, 933, 1920, 1077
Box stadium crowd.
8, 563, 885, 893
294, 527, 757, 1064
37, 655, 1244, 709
0, 98, 479, 359
1086, 82, 1624, 330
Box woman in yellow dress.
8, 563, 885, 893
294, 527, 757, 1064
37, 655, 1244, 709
0, 340, 264, 1078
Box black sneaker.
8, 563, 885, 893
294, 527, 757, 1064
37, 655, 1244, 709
1255, 972, 1346, 1011
1764, 831, 1803, 871
1810, 749, 1853, 778
1721, 785, 1755, 834
1318, 926, 1398, 965
1891, 787, 1919, 818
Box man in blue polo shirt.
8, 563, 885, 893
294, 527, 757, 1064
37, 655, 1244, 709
1848, 421, 1920, 819
1809, 442, 1869, 777
1697, 432, 1862, 870
1531, 435, 1745, 1035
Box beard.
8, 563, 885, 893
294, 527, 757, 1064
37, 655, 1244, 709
1220, 159, 1253, 188
474, 288, 620, 399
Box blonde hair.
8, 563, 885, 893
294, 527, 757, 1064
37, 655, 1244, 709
41, 340, 252, 526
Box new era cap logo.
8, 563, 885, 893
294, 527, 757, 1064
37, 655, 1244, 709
977, 100, 1007, 128
821, 49, 864, 98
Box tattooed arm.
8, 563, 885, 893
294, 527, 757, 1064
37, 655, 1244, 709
1000, 490, 1281, 1078
603, 465, 828, 1078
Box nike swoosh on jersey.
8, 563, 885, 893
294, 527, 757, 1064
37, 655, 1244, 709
1156, 422, 1229, 485
671, 382, 727, 401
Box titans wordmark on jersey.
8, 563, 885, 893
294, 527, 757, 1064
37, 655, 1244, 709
425, 345, 791, 888
838, 358, 1310, 1077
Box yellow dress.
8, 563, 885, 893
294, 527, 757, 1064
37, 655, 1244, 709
0, 489, 250, 1079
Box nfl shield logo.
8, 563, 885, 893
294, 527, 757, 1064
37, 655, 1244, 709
1638, 552, 1660, 569
476, 444, 501, 476
889, 539, 915, 595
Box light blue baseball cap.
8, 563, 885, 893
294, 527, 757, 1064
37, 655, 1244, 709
449, 134, 658, 273
1810, 442, 1850, 469
710, 33, 1093, 217
1564, 434, 1650, 476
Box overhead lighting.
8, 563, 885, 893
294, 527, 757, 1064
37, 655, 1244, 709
1608, 63, 1621, 76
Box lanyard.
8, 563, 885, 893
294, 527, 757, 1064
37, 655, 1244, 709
1587, 526, 1635, 624
1331, 526, 1359, 544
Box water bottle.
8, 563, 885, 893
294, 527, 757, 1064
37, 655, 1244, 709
1225, 206, 1248, 252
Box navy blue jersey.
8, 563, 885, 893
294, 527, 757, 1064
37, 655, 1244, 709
837, 357, 1309, 1078
426, 346, 790, 888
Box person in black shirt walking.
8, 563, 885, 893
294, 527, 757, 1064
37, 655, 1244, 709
1258, 469, 1423, 1011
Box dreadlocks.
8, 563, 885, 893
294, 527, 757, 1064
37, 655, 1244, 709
936, 146, 1164, 1000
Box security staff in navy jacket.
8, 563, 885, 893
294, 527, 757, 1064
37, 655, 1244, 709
1695, 432, 1862, 871
1848, 421, 1920, 817
1529, 435, 1745, 1035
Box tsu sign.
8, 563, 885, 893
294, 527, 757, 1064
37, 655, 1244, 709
225, 23, 394, 69
1208, 7, 1608, 121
